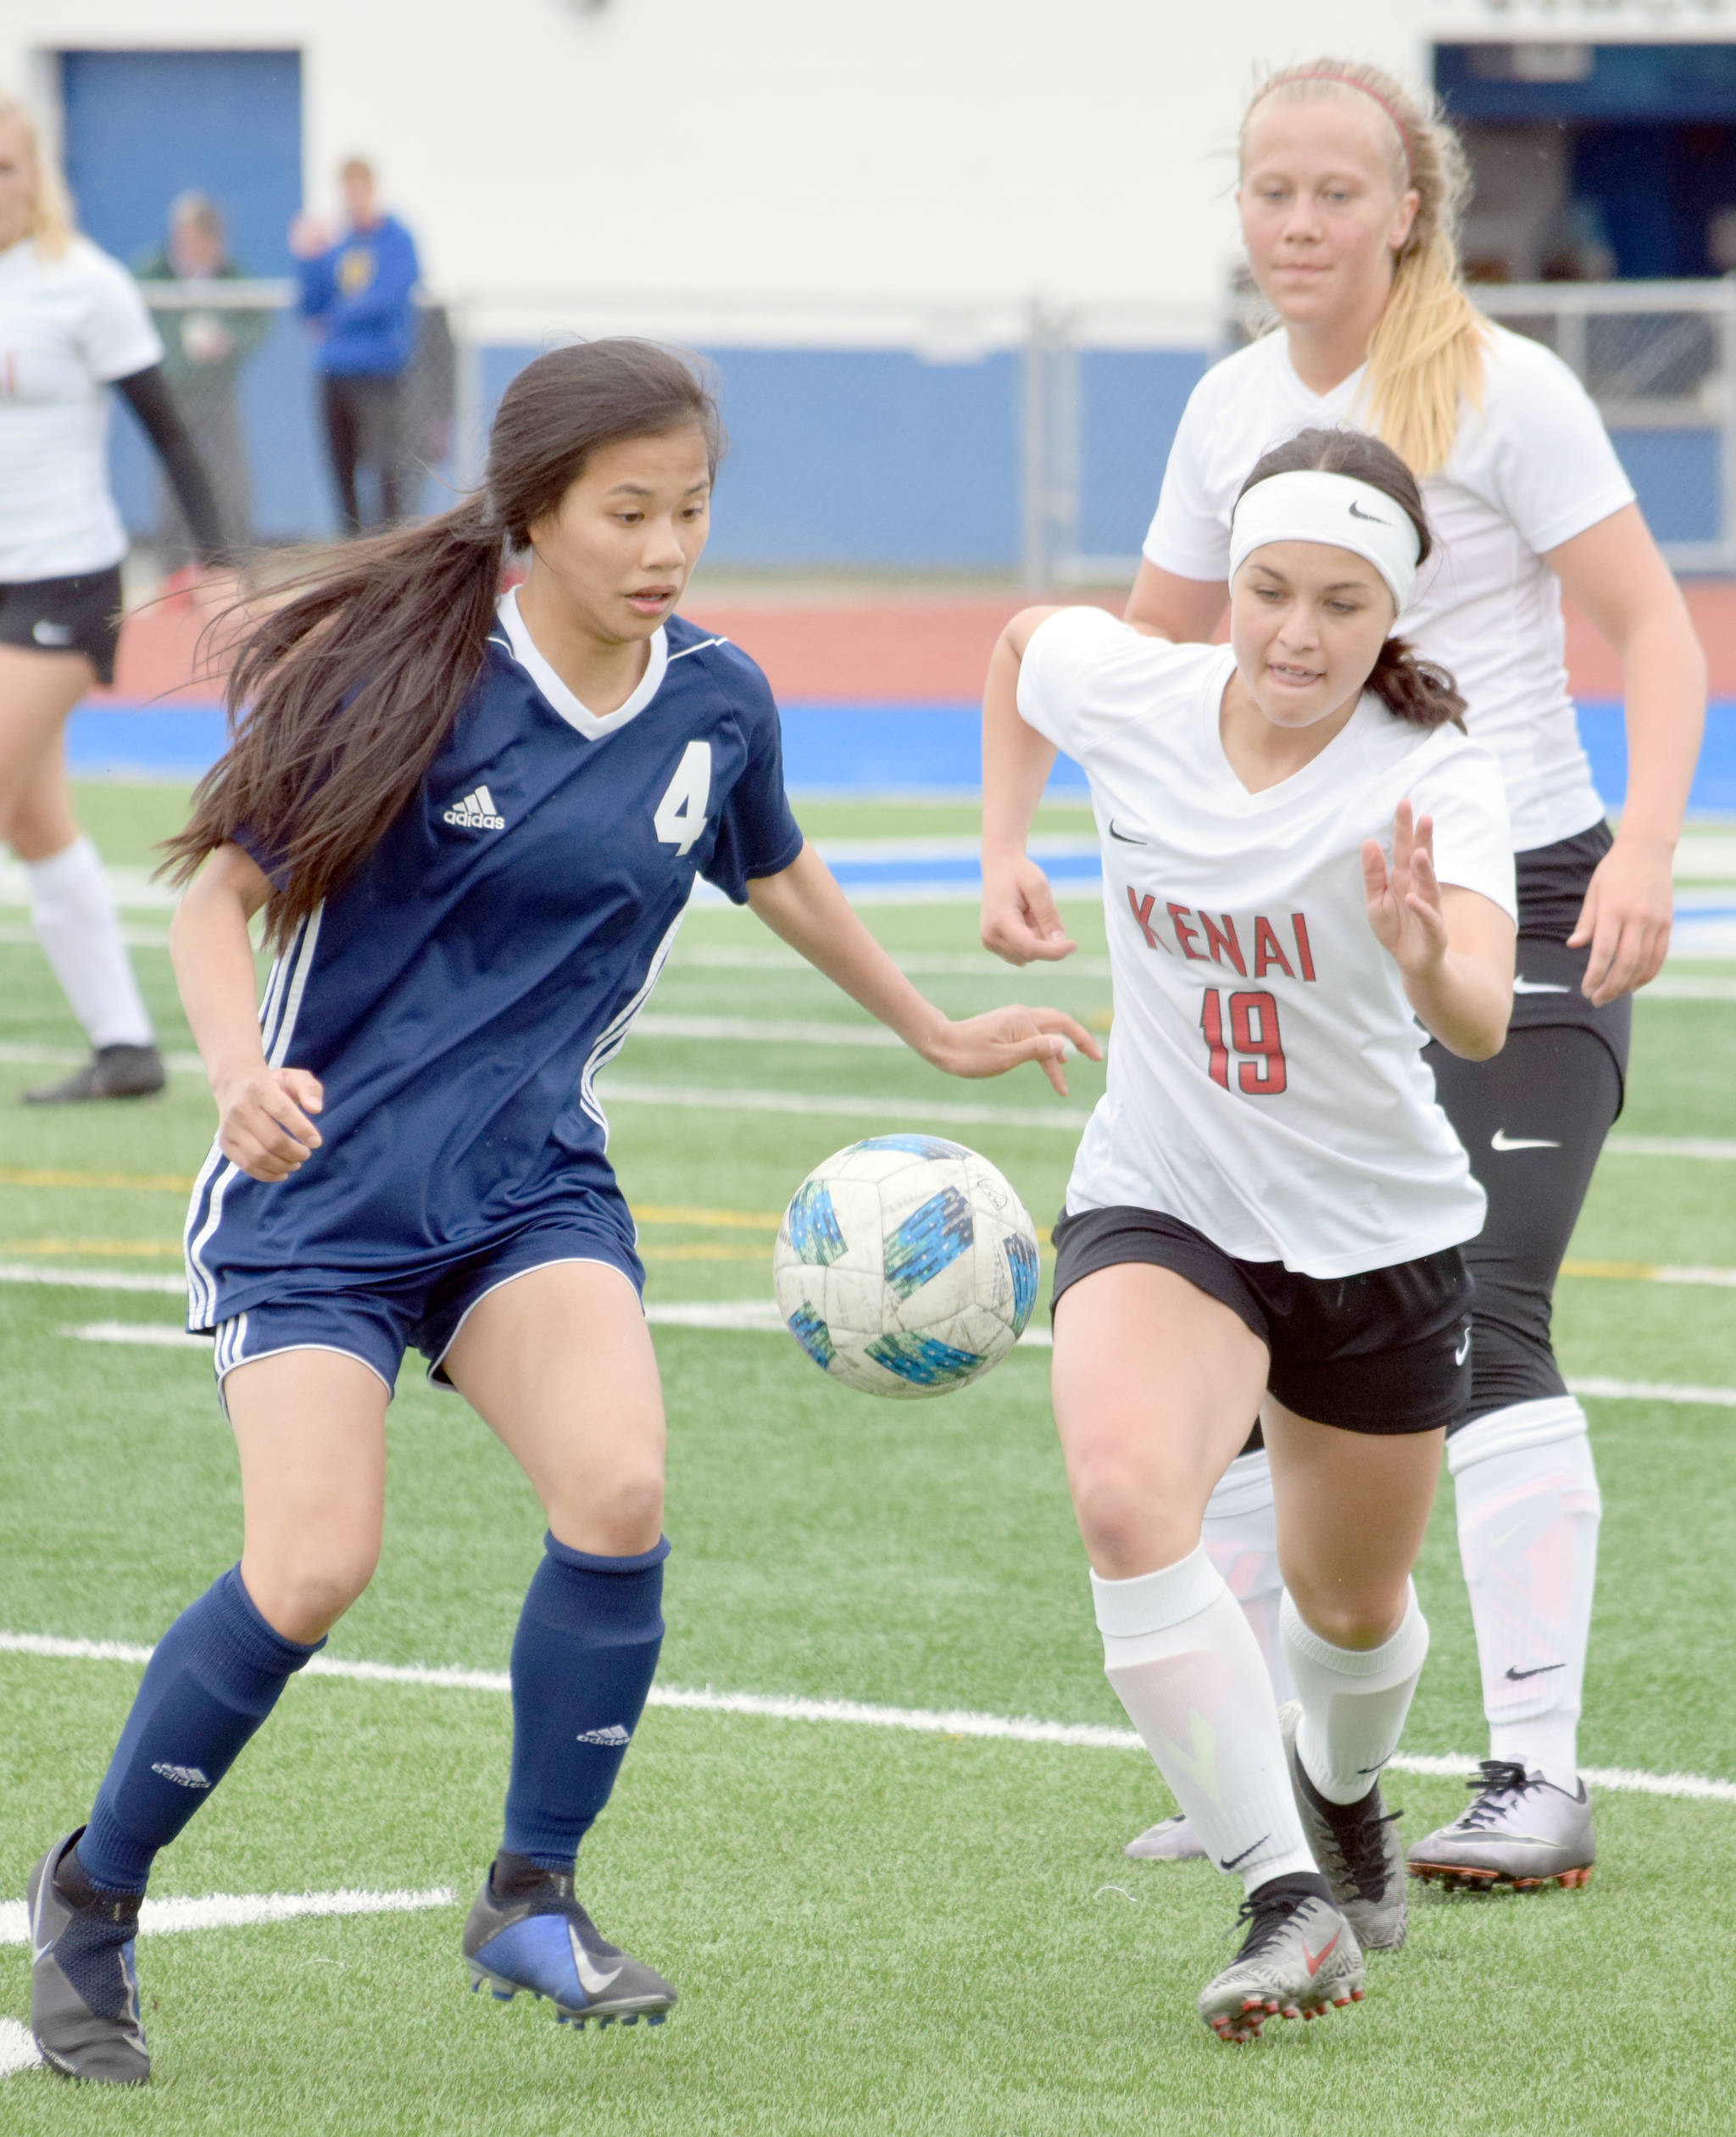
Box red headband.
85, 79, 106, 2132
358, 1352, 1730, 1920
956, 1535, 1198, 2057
1259, 70, 1415, 184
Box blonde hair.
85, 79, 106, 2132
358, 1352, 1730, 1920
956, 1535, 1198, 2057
1242, 60, 1485, 477
0, 97, 76, 259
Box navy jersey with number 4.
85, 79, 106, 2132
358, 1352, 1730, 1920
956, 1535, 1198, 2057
185, 592, 804, 1330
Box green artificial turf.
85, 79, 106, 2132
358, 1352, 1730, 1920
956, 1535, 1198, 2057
0, 788, 1731, 2131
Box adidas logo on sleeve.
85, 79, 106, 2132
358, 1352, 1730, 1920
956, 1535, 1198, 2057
443, 783, 505, 832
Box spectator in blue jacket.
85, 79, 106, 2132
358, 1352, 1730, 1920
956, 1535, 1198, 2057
290, 159, 420, 533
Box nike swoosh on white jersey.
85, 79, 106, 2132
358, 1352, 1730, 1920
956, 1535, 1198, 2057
569, 1921, 623, 1997
1490, 1129, 1561, 1152
1512, 977, 1572, 994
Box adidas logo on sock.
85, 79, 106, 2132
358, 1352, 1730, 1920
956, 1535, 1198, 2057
442, 783, 505, 832
150, 1761, 212, 1789
576, 1724, 632, 1747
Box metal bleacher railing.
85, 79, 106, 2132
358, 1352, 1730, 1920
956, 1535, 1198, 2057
126, 280, 1736, 586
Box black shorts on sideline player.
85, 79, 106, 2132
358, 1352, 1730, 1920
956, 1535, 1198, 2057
0, 567, 125, 685
1050, 1205, 1474, 1437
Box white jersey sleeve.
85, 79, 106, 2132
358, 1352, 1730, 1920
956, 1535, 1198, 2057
1463, 331, 1634, 557
1141, 368, 1238, 582
1017, 604, 1214, 762
73, 242, 163, 384
1405, 737, 1517, 921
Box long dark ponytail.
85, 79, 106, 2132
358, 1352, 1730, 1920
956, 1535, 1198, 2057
1234, 426, 1466, 731
164, 338, 725, 945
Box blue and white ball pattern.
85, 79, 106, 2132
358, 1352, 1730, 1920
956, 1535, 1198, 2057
772, 1136, 1041, 1400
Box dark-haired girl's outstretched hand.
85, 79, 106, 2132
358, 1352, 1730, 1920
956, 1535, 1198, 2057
1363, 799, 1516, 1061
1362, 799, 1448, 979
924, 1005, 1102, 1098
214, 1063, 325, 1183
980, 854, 1078, 966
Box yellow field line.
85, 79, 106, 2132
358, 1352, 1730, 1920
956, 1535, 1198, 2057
0, 1168, 194, 1192
0, 1175, 784, 1232
1561, 1259, 1736, 1288
636, 1204, 782, 1230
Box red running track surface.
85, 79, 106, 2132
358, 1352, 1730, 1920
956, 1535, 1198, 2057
93, 583, 1736, 710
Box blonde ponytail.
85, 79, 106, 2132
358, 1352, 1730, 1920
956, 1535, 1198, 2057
0, 97, 77, 259
1243, 60, 1486, 477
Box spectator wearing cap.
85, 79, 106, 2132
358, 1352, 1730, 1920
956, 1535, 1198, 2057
290, 159, 420, 533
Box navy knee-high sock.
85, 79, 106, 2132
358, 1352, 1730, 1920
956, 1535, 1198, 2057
501, 1533, 668, 1872
77, 1566, 323, 1894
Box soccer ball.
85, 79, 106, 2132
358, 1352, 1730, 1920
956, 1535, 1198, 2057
772, 1135, 1041, 1399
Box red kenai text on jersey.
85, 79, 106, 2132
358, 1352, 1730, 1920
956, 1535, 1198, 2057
1126, 889, 1317, 982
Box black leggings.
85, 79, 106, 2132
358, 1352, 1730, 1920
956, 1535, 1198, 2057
1425, 1021, 1624, 1428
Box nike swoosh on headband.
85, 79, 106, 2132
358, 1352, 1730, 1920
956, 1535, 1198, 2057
1347, 499, 1391, 524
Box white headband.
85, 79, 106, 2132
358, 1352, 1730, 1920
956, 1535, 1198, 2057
1228, 470, 1421, 613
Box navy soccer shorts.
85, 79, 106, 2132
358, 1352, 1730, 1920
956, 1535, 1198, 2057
1049, 1205, 1474, 1437
210, 1210, 645, 1405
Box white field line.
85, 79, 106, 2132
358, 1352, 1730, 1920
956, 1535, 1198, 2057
0, 1043, 201, 1075
1602, 1135, 1736, 1160
0, 1630, 1730, 1805
598, 1079, 1093, 1130
1, 1263, 185, 1294
47, 1313, 1736, 1406
0, 2020, 40, 2077
0, 1885, 453, 1949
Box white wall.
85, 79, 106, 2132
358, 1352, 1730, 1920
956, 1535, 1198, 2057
9, 0, 1427, 314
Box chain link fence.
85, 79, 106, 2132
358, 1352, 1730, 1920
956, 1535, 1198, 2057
121, 280, 1736, 582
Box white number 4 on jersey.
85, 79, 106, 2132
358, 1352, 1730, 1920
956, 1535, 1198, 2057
653, 740, 712, 856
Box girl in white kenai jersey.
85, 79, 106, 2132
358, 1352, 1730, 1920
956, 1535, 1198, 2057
982, 426, 1516, 2041
990, 60, 1706, 1896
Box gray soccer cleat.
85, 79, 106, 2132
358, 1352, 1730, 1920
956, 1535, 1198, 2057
26, 1831, 150, 2084
1407, 1761, 1594, 1893
25, 1044, 166, 1105
1197, 1888, 1365, 2044
463, 1861, 676, 2028
1279, 1701, 1408, 1951
1124, 1813, 1207, 1862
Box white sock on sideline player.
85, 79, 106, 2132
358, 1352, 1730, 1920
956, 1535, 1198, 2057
1204, 1446, 1294, 1705
1449, 1396, 1600, 1792
1095, 1547, 1316, 1891
26, 836, 153, 1049
1280, 1584, 1430, 1804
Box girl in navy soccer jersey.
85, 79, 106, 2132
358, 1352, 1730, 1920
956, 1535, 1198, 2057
25, 339, 1096, 2085
982, 426, 1517, 2040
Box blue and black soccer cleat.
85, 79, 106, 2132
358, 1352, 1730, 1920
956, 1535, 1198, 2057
26, 1830, 150, 2084
462, 1859, 676, 2029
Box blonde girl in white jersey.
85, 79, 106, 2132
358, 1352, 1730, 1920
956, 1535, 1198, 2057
983, 426, 1516, 2041
0, 99, 227, 1104
989, 59, 1706, 1895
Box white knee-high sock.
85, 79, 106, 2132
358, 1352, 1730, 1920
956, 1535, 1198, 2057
1200, 1446, 1294, 1706
1095, 1545, 1316, 1894
1449, 1396, 1600, 1792
25, 836, 153, 1049
1280, 1585, 1430, 1806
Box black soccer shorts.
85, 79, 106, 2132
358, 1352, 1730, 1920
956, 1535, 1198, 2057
0, 566, 125, 685
1049, 1204, 1473, 1436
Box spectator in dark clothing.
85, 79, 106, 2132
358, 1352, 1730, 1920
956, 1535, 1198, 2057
290, 159, 420, 533
136, 192, 268, 570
